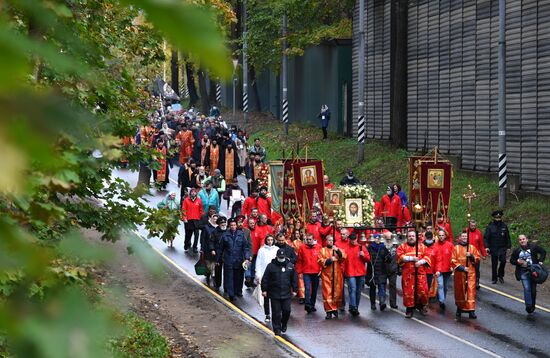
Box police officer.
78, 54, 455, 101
483, 210, 511, 284
261, 249, 298, 336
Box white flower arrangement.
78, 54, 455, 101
333, 184, 375, 226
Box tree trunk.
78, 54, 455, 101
171, 50, 179, 96
185, 61, 199, 107
390, 0, 407, 148
198, 68, 210, 114
250, 65, 261, 111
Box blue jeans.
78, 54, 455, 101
346, 276, 366, 310
520, 270, 537, 307
303, 274, 319, 308
437, 272, 452, 304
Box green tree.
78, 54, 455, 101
245, 0, 354, 72
0, 0, 230, 356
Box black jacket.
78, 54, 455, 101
483, 220, 511, 253
367, 243, 391, 284
261, 258, 298, 300
277, 243, 297, 264
340, 176, 361, 186
510, 243, 547, 281
209, 227, 226, 261
200, 222, 217, 261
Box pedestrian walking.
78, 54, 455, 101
217, 218, 251, 301
318, 235, 346, 319
397, 231, 431, 318
367, 234, 390, 311
484, 210, 511, 284
452, 231, 481, 319
200, 212, 219, 287
464, 219, 486, 289
181, 188, 203, 253
255, 234, 279, 322
434, 229, 454, 311
297, 233, 322, 313
344, 233, 370, 316
261, 249, 298, 336
510, 234, 547, 313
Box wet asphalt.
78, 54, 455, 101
113, 167, 550, 358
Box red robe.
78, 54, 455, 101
451, 244, 480, 312
209, 145, 220, 175
177, 130, 194, 165
397, 242, 432, 308
318, 247, 346, 312
155, 147, 167, 183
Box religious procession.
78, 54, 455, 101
127, 100, 547, 338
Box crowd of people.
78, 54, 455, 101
132, 104, 546, 336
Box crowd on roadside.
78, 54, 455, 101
128, 103, 547, 337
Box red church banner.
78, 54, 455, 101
409, 152, 453, 225
292, 160, 325, 220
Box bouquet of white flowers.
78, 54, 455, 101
333, 185, 375, 226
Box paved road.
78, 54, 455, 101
114, 167, 550, 358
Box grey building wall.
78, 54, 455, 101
352, 0, 392, 139
220, 41, 352, 135
353, 0, 550, 193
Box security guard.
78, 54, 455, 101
483, 210, 511, 284
261, 249, 298, 336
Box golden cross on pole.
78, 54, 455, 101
462, 184, 477, 221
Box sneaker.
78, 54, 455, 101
265, 315, 271, 322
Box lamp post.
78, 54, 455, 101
232, 58, 239, 123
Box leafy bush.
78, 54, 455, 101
111, 313, 169, 358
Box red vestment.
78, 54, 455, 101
209, 145, 220, 175
155, 147, 167, 183
318, 247, 347, 312
177, 130, 194, 165
397, 242, 431, 308
451, 244, 480, 312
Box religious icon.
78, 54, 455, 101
328, 190, 342, 206
427, 168, 444, 189
345, 198, 363, 225
300, 165, 318, 186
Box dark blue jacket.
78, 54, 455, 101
318, 109, 331, 128
217, 229, 251, 268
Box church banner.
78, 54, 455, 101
268, 161, 284, 213
409, 152, 453, 225
281, 160, 300, 220
292, 160, 325, 220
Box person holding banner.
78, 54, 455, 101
397, 231, 431, 318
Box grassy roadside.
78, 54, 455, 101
245, 117, 550, 249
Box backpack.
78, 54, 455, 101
530, 264, 548, 284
